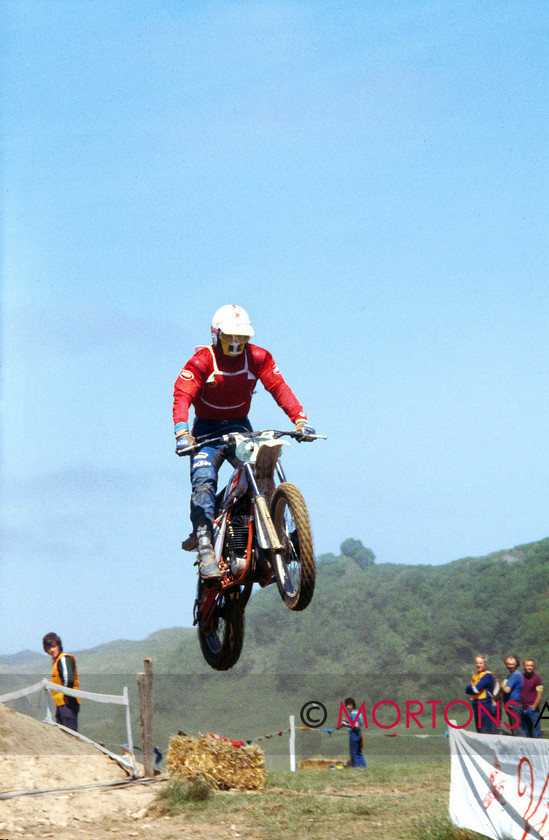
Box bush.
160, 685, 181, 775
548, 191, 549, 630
155, 775, 214, 813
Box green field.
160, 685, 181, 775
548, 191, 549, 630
152, 761, 488, 840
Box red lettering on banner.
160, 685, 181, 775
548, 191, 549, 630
482, 758, 506, 810
518, 757, 549, 840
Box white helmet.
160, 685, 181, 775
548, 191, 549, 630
211, 304, 254, 356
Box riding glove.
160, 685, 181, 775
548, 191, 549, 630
294, 420, 316, 441
175, 424, 196, 455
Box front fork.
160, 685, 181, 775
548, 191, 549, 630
276, 460, 287, 483
244, 463, 284, 552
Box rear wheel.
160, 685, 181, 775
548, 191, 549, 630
270, 482, 315, 611
196, 582, 244, 671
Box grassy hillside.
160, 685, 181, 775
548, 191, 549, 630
239, 535, 549, 677
2, 537, 547, 765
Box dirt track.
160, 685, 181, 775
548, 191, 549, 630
1, 704, 451, 839
0, 705, 246, 840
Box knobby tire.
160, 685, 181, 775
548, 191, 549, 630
196, 583, 245, 671
270, 482, 315, 611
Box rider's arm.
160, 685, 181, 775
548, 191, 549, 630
173, 349, 211, 426
252, 346, 309, 424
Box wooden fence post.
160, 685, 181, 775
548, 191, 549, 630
137, 658, 155, 777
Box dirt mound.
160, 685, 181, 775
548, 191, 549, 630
0, 706, 234, 840
0, 704, 103, 756
0, 703, 130, 795
0, 705, 155, 839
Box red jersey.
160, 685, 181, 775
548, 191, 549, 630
521, 672, 543, 709
173, 344, 307, 425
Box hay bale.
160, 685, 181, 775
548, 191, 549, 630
166, 733, 265, 791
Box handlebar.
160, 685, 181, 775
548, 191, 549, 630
176, 429, 326, 457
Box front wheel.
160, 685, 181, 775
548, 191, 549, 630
196, 582, 245, 671
270, 482, 315, 611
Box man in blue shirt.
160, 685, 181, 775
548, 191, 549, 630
501, 655, 524, 735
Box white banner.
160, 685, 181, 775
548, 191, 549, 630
449, 727, 549, 840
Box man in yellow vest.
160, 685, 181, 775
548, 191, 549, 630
42, 632, 80, 731
465, 655, 498, 734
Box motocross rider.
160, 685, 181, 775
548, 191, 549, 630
173, 304, 315, 580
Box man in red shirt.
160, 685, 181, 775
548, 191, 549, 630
520, 658, 544, 738
173, 304, 314, 579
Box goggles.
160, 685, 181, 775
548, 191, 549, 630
218, 333, 250, 356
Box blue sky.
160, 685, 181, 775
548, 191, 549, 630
1, 0, 547, 655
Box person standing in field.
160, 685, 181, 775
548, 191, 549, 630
465, 655, 498, 734
42, 632, 80, 732
500, 655, 524, 735
520, 658, 543, 738
342, 697, 367, 768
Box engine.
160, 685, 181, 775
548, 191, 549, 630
226, 515, 249, 556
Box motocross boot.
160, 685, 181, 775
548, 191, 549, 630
196, 526, 222, 580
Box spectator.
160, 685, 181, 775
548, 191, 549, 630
520, 658, 543, 738
465, 655, 498, 734
42, 632, 80, 732
341, 697, 367, 768
500, 655, 524, 735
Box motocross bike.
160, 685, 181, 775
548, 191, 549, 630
179, 429, 324, 671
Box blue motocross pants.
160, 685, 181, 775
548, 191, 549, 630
189, 416, 253, 534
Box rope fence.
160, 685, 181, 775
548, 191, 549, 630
269, 716, 451, 771
245, 722, 450, 744
0, 678, 137, 776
